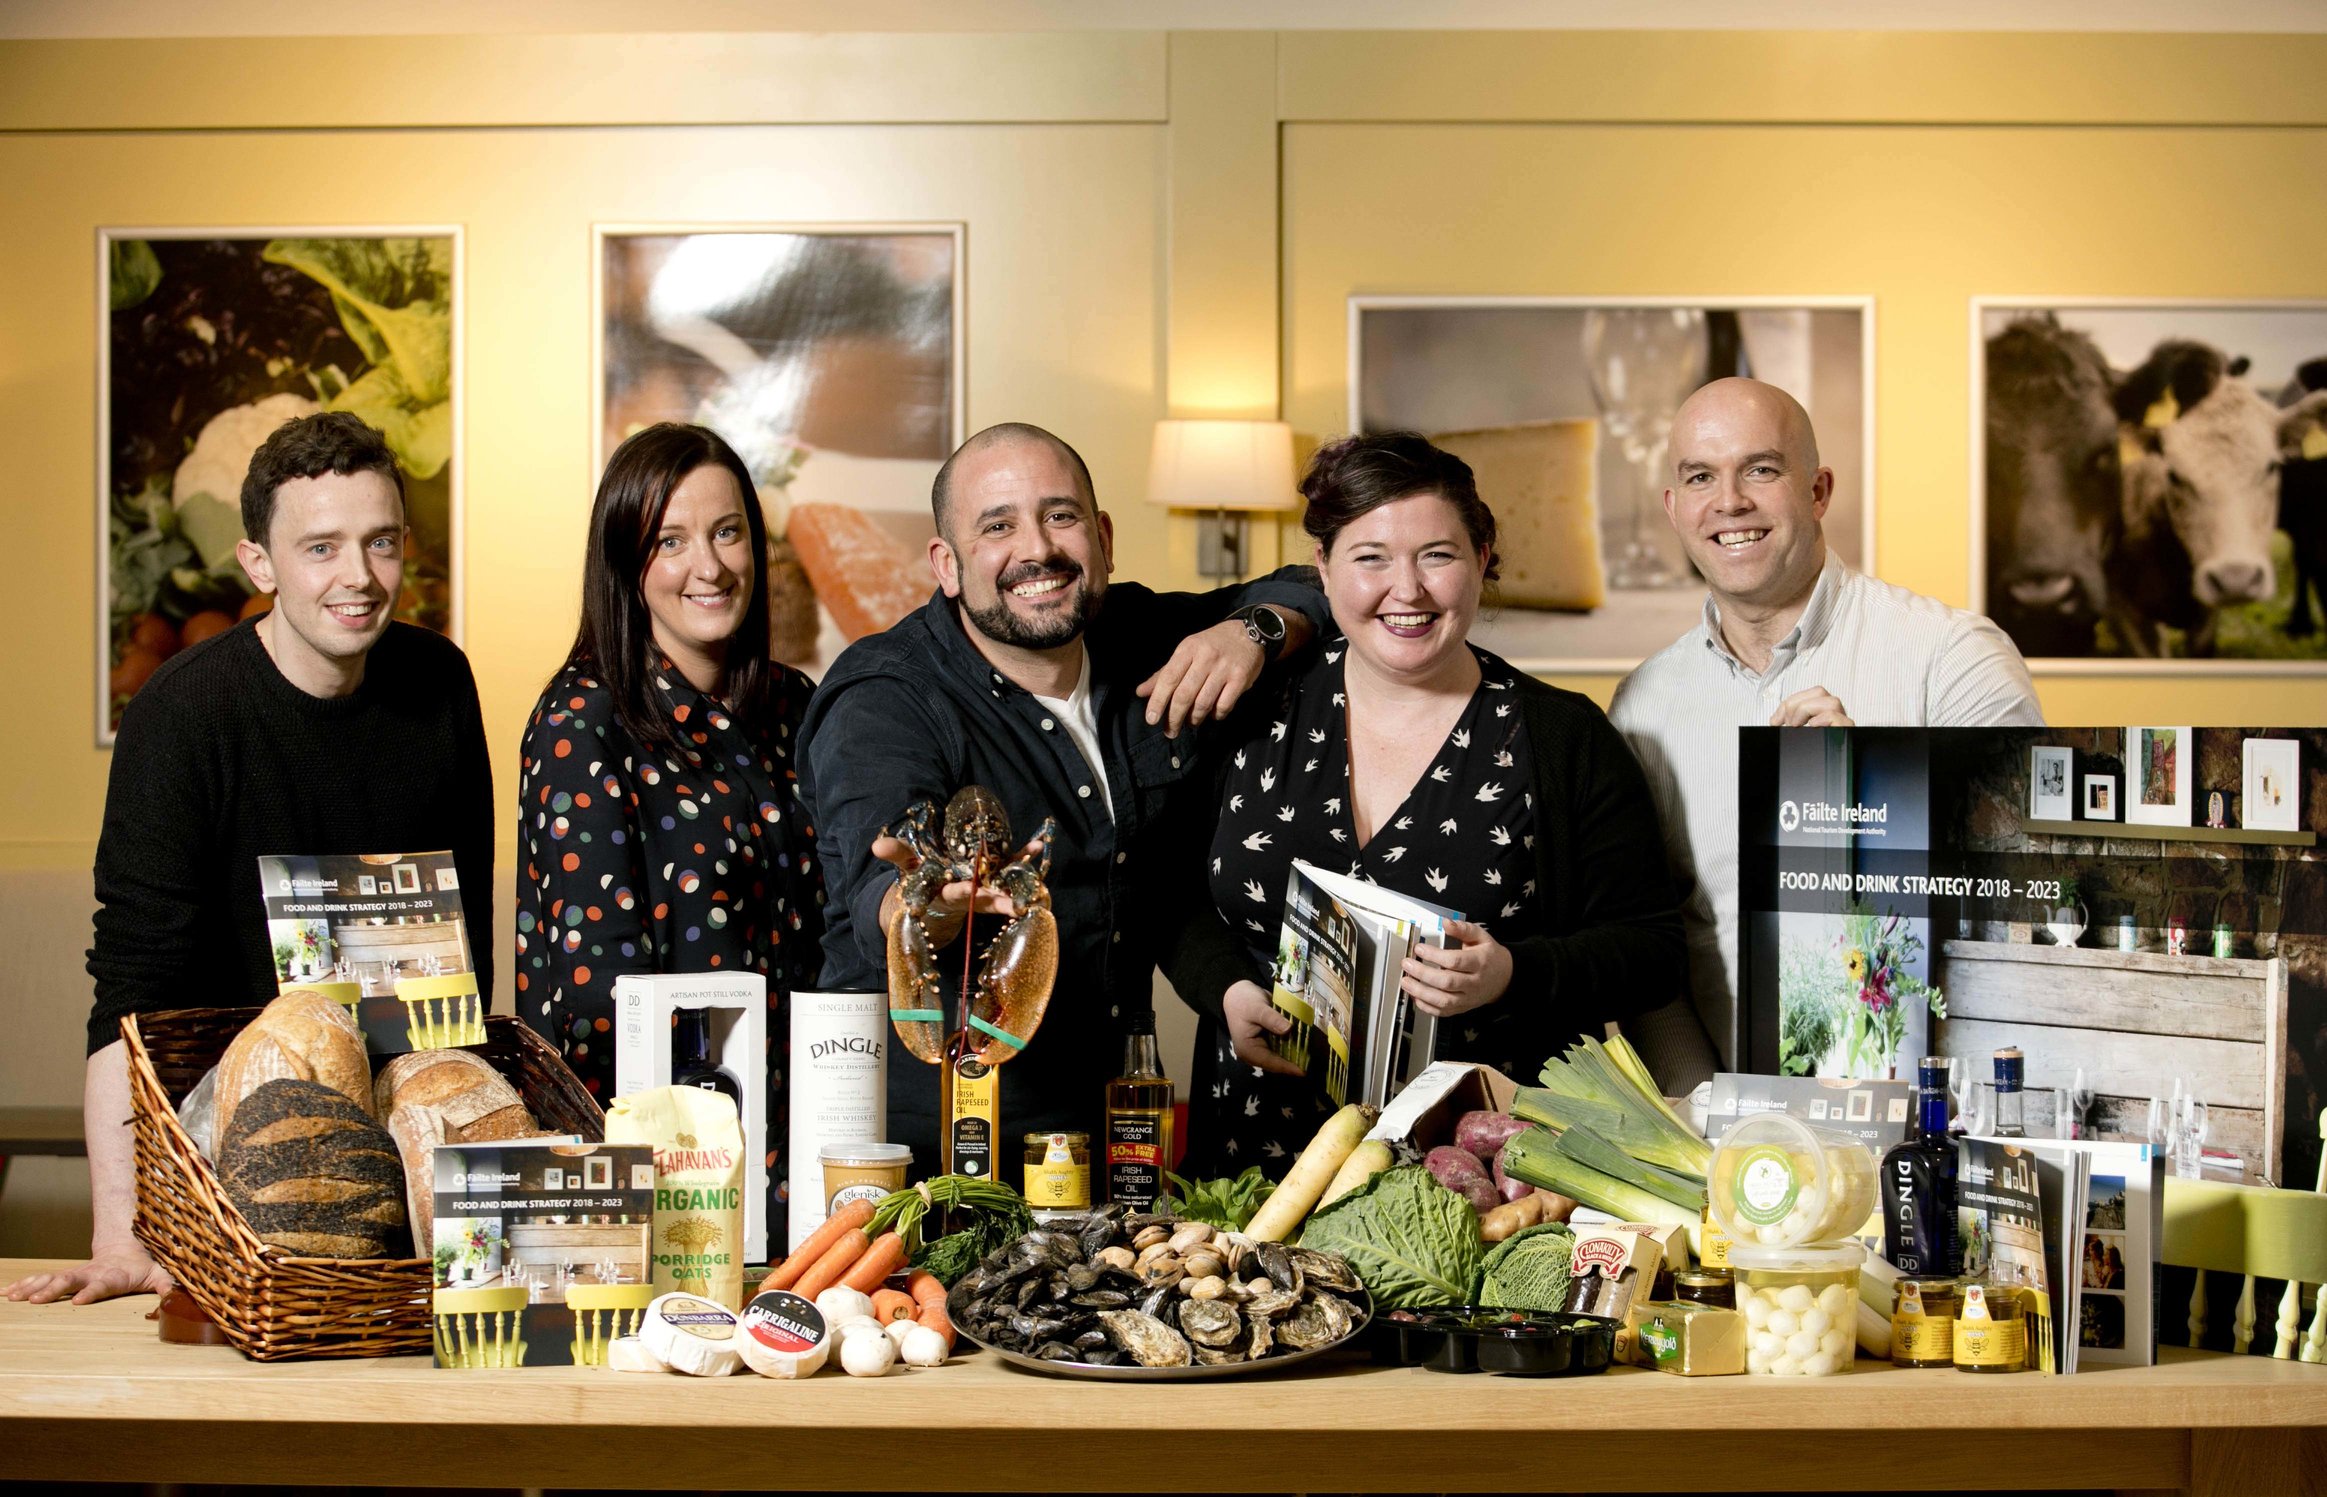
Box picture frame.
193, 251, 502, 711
1970, 298, 2327, 676
2125, 726, 2194, 826
2030, 746, 2074, 820
391, 863, 421, 895
543, 1167, 565, 1191
1350, 295, 1874, 673
2083, 774, 2117, 821
2243, 738, 2301, 832
585, 1156, 613, 1191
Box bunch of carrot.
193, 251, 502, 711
756, 1199, 953, 1349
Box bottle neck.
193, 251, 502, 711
674, 1007, 714, 1068
1121, 1026, 1164, 1080
1918, 1086, 1951, 1141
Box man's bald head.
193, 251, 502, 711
1671, 378, 1821, 479
932, 422, 1095, 536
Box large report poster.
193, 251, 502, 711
1734, 726, 2322, 1190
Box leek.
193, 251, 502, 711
1500, 1129, 1701, 1243
1534, 1035, 1711, 1178
1546, 1123, 1704, 1211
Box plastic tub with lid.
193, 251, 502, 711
1707, 1113, 1878, 1249
1731, 1240, 1863, 1376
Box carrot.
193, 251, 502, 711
870, 1287, 917, 1325
792, 1227, 871, 1301
842, 1231, 909, 1294
906, 1268, 954, 1351
757, 1198, 875, 1294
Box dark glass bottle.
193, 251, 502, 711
1881, 1057, 1962, 1277
1104, 1010, 1174, 1209
672, 1006, 741, 1106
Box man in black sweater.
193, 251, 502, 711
6, 412, 493, 1307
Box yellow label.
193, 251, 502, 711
951, 1060, 997, 1120
1699, 1215, 1730, 1270
1892, 1315, 1953, 1362
1954, 1319, 2023, 1368
1025, 1162, 1090, 1209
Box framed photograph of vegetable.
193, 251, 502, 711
97, 228, 461, 744
595, 224, 963, 675
2242, 737, 2301, 832
2029, 745, 2073, 821
2125, 725, 2193, 827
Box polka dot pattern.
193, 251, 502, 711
515, 655, 827, 1204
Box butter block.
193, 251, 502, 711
1428, 420, 1603, 610
1621, 1301, 1747, 1376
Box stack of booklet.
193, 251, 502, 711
1959, 1136, 2165, 1373
1267, 859, 1458, 1109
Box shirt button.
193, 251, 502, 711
1111, 932, 1121, 944
1078, 785, 1091, 799
1041, 718, 1055, 731
1115, 852, 1127, 864
1170, 756, 1180, 769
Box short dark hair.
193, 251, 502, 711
1299, 432, 1500, 581
240, 410, 407, 549
564, 423, 776, 760
931, 422, 1095, 534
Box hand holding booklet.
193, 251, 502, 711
1268, 859, 1459, 1109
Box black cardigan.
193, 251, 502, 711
1158, 668, 1687, 1074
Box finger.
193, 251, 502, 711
1159, 655, 1215, 737
1142, 655, 1191, 726
1443, 920, 1489, 946
1210, 672, 1245, 720
1234, 1037, 1307, 1075
870, 836, 918, 872
1401, 963, 1465, 999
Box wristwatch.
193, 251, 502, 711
1233, 605, 1288, 662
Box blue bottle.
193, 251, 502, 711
1882, 1057, 1962, 1276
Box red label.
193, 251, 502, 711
740, 1291, 824, 1354
1108, 1142, 1163, 1166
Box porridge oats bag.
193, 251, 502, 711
608, 1085, 746, 1310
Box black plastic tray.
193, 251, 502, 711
1370, 1306, 1617, 1376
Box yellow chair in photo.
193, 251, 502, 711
397, 973, 485, 1050
566, 1282, 656, 1367
278, 979, 360, 1015
2163, 1109, 2327, 1361
432, 1286, 529, 1368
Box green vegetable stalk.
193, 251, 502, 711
866, 1174, 1031, 1287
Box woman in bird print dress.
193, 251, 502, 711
1164, 433, 1685, 1171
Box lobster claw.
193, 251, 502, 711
963, 819, 1059, 1066
880, 799, 953, 1064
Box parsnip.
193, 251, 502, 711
1246, 1102, 1377, 1242
1318, 1138, 1393, 1211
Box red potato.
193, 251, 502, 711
1454, 1110, 1531, 1161
1423, 1145, 1500, 1217
1490, 1145, 1533, 1204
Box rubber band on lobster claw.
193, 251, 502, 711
879, 785, 1059, 1067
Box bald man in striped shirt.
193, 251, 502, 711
1609, 378, 2043, 1081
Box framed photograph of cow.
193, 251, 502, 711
2125, 725, 2193, 827
1972, 299, 2327, 674
1353, 296, 1873, 673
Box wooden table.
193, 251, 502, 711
3, 1260, 2321, 1494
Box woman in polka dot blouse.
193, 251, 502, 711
516, 423, 825, 1211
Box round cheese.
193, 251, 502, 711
737, 1290, 830, 1379
605, 1335, 670, 1374
641, 1292, 743, 1376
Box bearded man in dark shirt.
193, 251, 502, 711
6, 412, 493, 1307
800, 423, 1326, 1174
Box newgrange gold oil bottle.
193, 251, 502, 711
1104, 1009, 1173, 1208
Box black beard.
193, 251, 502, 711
962, 571, 1098, 649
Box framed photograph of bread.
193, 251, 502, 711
2126, 725, 2194, 826
2242, 737, 2301, 832
2084, 773, 2117, 821
596, 224, 965, 678
1349, 296, 1872, 673
1970, 299, 2327, 676
2030, 745, 2073, 821
96, 228, 462, 746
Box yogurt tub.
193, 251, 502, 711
821, 1142, 912, 1216
1707, 1114, 1879, 1249
1730, 1240, 1864, 1376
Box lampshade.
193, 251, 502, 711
1145, 419, 1298, 513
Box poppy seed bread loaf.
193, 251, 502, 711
217, 1078, 407, 1258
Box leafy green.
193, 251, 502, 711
1534, 1035, 1711, 1176
108, 476, 191, 621
109, 239, 162, 311
1160, 1167, 1275, 1232
867, 1173, 1031, 1286
262, 237, 452, 478
1297, 1164, 1482, 1310
173, 491, 245, 573
1476, 1221, 1575, 1313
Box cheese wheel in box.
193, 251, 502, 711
1428, 420, 1603, 610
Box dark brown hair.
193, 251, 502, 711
564, 423, 775, 761
1299, 432, 1500, 581
240, 410, 406, 549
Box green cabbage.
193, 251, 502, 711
1297, 1164, 1482, 1310
1476, 1221, 1575, 1314
262, 237, 452, 478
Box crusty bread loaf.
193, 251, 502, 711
214, 990, 373, 1149
218, 1078, 407, 1258
376, 1048, 538, 1254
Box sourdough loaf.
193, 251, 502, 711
217, 1078, 407, 1258
214, 989, 373, 1148
376, 1048, 538, 1253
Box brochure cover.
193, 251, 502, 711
258, 850, 476, 1055
431, 1140, 657, 1368
1961, 1136, 2086, 1373
1268, 859, 1455, 1108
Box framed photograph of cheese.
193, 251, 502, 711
2029, 745, 2073, 821
1970, 299, 2327, 676
1349, 297, 1872, 673
596, 224, 964, 678
2083, 774, 2117, 821
2242, 737, 2301, 832
2125, 725, 2194, 827
96, 228, 463, 745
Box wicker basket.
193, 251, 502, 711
124, 1007, 602, 1361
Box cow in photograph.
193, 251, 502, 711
2108, 340, 2282, 657
2277, 372, 2327, 638
1984, 316, 2120, 656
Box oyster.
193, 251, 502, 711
1243, 1287, 1301, 1318
1177, 1298, 1244, 1348
1275, 1298, 1336, 1349
1254, 1242, 1300, 1297
1191, 1342, 1246, 1365
1289, 1247, 1361, 1293
1097, 1310, 1192, 1367
1245, 1311, 1274, 1360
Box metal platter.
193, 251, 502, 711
949, 1281, 1373, 1382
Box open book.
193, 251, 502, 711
1958, 1136, 2163, 1374
1267, 859, 1458, 1108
